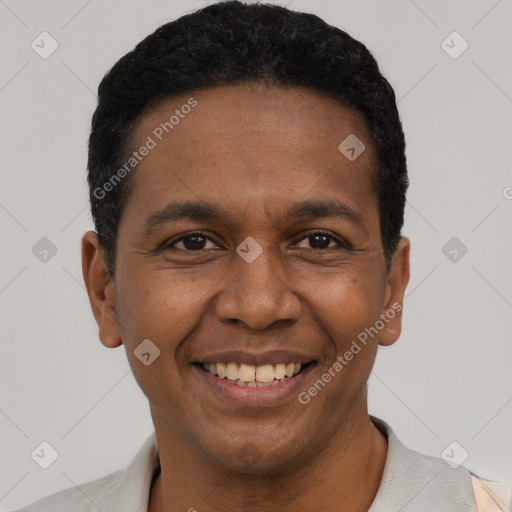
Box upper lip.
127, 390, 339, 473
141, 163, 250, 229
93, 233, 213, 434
193, 350, 317, 366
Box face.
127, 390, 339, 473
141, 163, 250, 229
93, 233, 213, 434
83, 83, 410, 472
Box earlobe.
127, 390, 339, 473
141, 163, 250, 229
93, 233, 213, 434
81, 231, 123, 349
378, 236, 410, 347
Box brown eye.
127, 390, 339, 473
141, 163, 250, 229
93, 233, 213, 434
295, 231, 346, 250
164, 231, 218, 251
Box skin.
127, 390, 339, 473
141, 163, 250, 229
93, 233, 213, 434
82, 83, 410, 512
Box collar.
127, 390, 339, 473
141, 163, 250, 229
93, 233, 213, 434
368, 415, 475, 511
108, 416, 476, 511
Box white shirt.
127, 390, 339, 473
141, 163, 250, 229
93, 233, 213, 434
13, 416, 512, 511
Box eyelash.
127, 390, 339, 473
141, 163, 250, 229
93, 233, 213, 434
163, 230, 348, 252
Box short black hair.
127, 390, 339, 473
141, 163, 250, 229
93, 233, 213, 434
87, 0, 408, 278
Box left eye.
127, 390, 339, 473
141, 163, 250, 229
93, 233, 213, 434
295, 232, 344, 250
168, 232, 216, 251
166, 231, 345, 251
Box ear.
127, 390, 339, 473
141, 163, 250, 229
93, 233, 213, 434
81, 231, 122, 348
378, 236, 410, 347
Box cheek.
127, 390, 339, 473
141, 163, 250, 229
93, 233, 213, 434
301, 271, 384, 398
115, 271, 198, 411
305, 268, 382, 335
304, 275, 380, 406
116, 267, 213, 353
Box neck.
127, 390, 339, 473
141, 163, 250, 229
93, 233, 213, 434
148, 404, 387, 512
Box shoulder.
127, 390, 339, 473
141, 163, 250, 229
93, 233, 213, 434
12, 470, 123, 512
12, 431, 160, 512
470, 473, 512, 511
370, 416, 510, 511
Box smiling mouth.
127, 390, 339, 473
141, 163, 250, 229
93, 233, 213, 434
193, 361, 315, 387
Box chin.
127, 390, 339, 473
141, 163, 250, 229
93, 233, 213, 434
198, 433, 307, 474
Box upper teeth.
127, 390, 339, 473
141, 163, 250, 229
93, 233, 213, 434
203, 362, 302, 382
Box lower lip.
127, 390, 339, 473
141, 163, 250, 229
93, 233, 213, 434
192, 363, 317, 406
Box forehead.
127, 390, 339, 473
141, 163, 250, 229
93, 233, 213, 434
126, 83, 378, 229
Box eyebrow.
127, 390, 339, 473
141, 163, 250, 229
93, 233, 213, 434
143, 199, 366, 236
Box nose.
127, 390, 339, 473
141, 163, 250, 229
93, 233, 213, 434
213, 245, 302, 330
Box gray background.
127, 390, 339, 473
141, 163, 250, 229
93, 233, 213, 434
1, 0, 511, 509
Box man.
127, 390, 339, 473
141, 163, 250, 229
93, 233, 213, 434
15, 1, 511, 510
